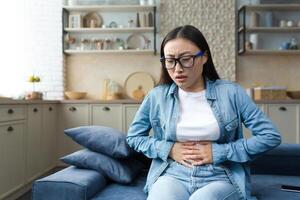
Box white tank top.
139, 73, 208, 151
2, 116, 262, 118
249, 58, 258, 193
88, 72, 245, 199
176, 88, 220, 142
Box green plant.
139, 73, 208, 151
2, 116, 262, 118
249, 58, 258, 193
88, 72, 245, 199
28, 75, 41, 92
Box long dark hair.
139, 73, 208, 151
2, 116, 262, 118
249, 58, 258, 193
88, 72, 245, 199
158, 25, 220, 85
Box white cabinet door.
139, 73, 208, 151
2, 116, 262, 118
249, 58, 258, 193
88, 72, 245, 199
123, 104, 139, 133
268, 104, 299, 144
0, 122, 25, 198
91, 104, 123, 131
41, 104, 57, 171
26, 104, 43, 182
243, 104, 265, 139
58, 104, 89, 158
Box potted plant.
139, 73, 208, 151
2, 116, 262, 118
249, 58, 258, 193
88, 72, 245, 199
26, 75, 42, 100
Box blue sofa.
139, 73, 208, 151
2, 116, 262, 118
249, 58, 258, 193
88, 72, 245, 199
33, 144, 300, 200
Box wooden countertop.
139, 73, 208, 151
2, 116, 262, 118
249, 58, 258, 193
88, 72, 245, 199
0, 98, 299, 105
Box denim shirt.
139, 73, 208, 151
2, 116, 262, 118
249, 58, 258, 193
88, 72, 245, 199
126, 79, 281, 200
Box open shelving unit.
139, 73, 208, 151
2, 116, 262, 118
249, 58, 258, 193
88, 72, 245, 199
237, 4, 300, 55
62, 4, 157, 55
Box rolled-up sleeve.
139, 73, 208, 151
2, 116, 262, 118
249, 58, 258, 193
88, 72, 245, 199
212, 84, 281, 164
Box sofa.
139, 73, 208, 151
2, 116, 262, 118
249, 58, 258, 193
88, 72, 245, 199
33, 144, 300, 200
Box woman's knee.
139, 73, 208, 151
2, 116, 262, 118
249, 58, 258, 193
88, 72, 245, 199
147, 176, 189, 200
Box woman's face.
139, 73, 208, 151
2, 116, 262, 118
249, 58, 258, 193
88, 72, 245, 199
163, 38, 207, 92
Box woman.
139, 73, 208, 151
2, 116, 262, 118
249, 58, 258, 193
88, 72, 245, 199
126, 25, 281, 200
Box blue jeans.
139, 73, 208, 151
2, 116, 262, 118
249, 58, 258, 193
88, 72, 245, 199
147, 160, 239, 200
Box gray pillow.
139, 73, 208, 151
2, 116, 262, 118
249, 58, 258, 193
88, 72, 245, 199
64, 126, 136, 158
60, 149, 144, 183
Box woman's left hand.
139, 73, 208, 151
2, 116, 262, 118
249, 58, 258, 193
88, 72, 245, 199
181, 141, 213, 165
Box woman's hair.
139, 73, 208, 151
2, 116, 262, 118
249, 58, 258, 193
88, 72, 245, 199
158, 25, 220, 85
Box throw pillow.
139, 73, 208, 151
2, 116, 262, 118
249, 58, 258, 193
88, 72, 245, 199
64, 126, 136, 158
60, 149, 144, 184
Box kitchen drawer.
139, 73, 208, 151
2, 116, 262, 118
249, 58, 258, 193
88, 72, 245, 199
0, 105, 26, 122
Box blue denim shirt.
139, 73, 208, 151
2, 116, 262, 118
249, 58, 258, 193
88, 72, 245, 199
126, 79, 281, 200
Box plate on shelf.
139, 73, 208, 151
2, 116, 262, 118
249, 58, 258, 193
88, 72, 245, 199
124, 72, 155, 100
126, 34, 148, 50
83, 12, 103, 28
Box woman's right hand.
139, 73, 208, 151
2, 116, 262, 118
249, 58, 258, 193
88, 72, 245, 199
169, 142, 194, 168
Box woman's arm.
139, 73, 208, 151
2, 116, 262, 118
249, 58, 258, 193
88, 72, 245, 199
212, 84, 282, 164
126, 92, 174, 162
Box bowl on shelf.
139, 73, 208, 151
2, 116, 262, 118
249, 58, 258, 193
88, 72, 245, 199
65, 91, 87, 99
287, 91, 300, 99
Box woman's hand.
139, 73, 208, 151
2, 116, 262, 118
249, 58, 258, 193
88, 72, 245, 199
182, 141, 213, 165
169, 142, 194, 167
169, 141, 213, 167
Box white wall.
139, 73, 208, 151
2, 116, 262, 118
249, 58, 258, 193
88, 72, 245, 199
0, 0, 64, 99
25, 0, 64, 99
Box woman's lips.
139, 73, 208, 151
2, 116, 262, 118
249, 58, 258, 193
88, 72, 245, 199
175, 75, 188, 82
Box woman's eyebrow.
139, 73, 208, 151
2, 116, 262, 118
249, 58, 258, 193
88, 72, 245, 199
165, 51, 193, 57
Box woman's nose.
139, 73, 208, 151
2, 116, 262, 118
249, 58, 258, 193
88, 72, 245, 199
174, 62, 183, 72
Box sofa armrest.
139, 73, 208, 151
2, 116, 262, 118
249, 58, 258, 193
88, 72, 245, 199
33, 166, 107, 200
250, 144, 300, 176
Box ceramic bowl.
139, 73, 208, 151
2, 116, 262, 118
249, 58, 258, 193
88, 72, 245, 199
65, 91, 87, 99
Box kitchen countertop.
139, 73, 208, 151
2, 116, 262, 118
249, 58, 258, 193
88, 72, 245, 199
0, 99, 300, 105
60, 99, 142, 104
0, 99, 59, 105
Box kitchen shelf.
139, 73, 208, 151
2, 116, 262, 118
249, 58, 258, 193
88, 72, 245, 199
239, 4, 300, 11
64, 27, 154, 33
63, 4, 157, 55
237, 4, 300, 55
63, 5, 155, 12
64, 49, 154, 54
239, 49, 300, 55
238, 27, 300, 33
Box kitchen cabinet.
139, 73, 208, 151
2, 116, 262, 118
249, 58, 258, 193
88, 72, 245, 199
0, 122, 26, 199
123, 104, 139, 132
62, 4, 157, 55
0, 105, 26, 199
91, 104, 123, 131
237, 4, 300, 55
267, 104, 299, 143
41, 104, 58, 172
58, 104, 89, 157
26, 104, 43, 182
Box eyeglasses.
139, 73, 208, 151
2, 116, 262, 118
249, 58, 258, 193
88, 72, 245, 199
160, 51, 205, 70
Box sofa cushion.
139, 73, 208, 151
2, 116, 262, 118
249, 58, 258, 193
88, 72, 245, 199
251, 144, 300, 176
91, 170, 148, 200
33, 166, 107, 200
251, 174, 300, 200
61, 149, 144, 183
64, 126, 136, 158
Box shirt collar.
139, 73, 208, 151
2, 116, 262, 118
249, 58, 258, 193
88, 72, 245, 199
167, 77, 217, 100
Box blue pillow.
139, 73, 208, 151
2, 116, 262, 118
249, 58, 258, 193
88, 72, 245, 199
60, 149, 144, 184
64, 126, 136, 158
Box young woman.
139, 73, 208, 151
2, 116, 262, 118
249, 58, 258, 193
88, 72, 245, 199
126, 25, 281, 200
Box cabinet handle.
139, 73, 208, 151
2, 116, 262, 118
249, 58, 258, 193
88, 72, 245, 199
7, 126, 13, 132
7, 109, 14, 114
102, 107, 110, 111
49, 107, 53, 111
279, 107, 287, 111
69, 106, 77, 111
33, 108, 38, 112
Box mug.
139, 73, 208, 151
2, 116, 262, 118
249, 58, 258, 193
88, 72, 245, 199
249, 34, 258, 49
280, 20, 287, 27
287, 20, 294, 27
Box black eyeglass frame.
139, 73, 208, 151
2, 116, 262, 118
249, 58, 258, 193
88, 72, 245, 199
160, 51, 205, 69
